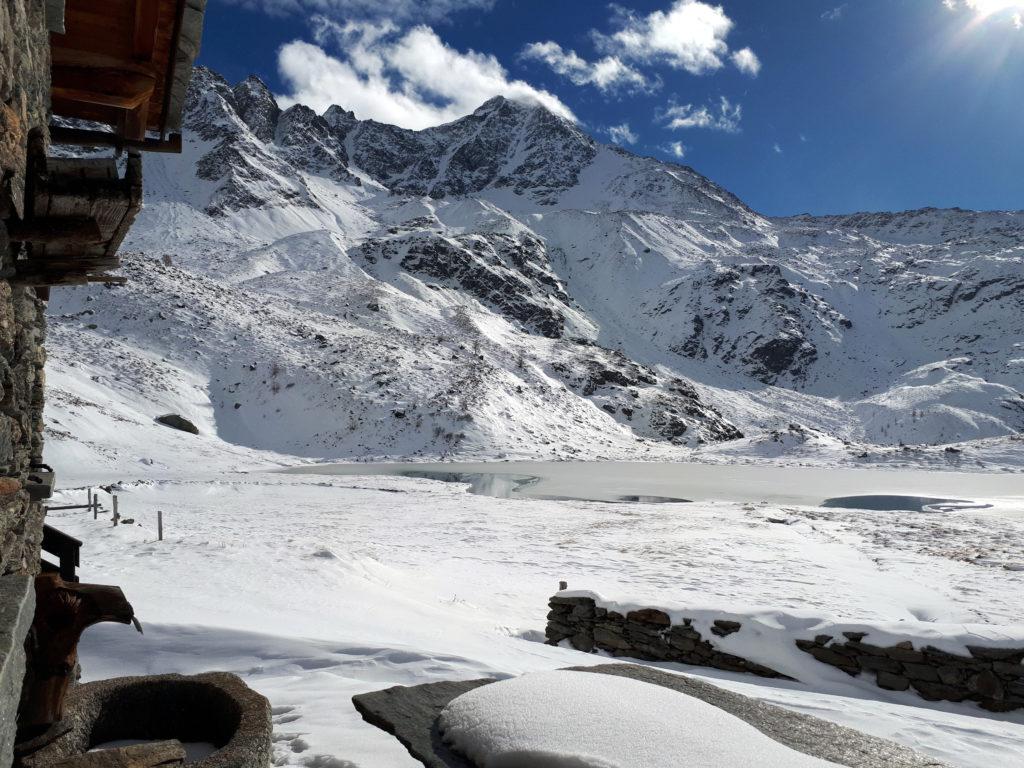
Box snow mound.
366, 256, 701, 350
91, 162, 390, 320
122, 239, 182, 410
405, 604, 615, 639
438, 670, 839, 768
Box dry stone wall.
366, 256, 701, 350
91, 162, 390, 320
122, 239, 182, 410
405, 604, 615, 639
796, 632, 1024, 712
546, 595, 1024, 711
545, 595, 786, 679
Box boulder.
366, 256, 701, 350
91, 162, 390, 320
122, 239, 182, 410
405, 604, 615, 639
154, 414, 199, 435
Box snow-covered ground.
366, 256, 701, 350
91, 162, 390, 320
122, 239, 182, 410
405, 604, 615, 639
44, 442, 1024, 767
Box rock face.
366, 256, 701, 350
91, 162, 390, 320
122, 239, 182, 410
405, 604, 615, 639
67, 66, 1024, 460
795, 634, 1024, 712
155, 414, 199, 435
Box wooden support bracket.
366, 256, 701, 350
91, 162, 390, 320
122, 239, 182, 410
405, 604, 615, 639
6, 217, 104, 245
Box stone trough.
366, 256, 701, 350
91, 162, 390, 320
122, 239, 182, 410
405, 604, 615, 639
19, 673, 272, 768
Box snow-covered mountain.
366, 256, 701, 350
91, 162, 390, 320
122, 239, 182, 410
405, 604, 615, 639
43, 67, 1024, 467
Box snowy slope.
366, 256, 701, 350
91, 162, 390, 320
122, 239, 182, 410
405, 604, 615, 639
44, 67, 1024, 465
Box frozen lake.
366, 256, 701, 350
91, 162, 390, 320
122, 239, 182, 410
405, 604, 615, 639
282, 461, 1024, 517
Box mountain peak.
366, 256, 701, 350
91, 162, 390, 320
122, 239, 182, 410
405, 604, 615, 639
232, 74, 280, 143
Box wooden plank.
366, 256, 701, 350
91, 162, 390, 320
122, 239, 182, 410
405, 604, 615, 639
52, 65, 156, 110
6, 217, 104, 245
132, 0, 160, 60
47, 157, 119, 180
49, 125, 182, 153
49, 740, 186, 768
122, 99, 149, 141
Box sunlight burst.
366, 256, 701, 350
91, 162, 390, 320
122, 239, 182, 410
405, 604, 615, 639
964, 0, 1024, 26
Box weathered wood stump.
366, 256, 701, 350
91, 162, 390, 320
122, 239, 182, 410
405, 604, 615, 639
18, 575, 138, 741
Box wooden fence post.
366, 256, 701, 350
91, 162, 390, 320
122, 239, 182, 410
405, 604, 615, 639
88, 488, 95, 519
112, 495, 119, 527
157, 510, 163, 541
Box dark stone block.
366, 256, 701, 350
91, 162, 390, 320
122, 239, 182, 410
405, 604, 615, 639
846, 641, 887, 657
626, 608, 671, 626
886, 646, 926, 663
937, 666, 967, 687
808, 646, 860, 673
993, 661, 1024, 679
901, 663, 940, 683
155, 413, 200, 435
842, 631, 868, 642
876, 672, 910, 691
910, 680, 967, 702
813, 634, 834, 646
593, 626, 630, 651
967, 646, 1024, 663
968, 670, 1004, 700
859, 656, 902, 674
712, 619, 742, 636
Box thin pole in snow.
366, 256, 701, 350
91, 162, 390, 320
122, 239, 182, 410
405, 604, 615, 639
112, 495, 119, 527
158, 510, 163, 541
89, 488, 95, 519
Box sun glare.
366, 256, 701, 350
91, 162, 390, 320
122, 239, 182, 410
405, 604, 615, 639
965, 0, 1024, 23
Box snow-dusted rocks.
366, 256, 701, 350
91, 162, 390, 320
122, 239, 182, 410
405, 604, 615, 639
44, 66, 1024, 461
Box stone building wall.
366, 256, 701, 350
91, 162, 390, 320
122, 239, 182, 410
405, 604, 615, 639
0, 3, 51, 761
546, 594, 1024, 712
0, 0, 49, 579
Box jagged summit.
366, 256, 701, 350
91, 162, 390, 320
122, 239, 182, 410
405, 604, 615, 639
73, 64, 1024, 461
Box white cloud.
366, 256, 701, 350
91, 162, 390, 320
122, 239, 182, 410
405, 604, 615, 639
596, 0, 759, 77
821, 4, 848, 21
276, 20, 575, 130
224, 0, 493, 23
658, 96, 742, 133
663, 141, 687, 158
773, 142, 783, 154
730, 47, 761, 76
520, 42, 654, 92
606, 123, 639, 145
944, 0, 1024, 28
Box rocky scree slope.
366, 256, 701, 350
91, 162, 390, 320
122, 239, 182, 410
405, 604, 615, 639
42, 67, 1024, 464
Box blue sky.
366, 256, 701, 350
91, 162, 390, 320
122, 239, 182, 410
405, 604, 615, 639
200, 0, 1024, 216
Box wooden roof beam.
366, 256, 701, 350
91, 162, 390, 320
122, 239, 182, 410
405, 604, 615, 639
51, 65, 156, 110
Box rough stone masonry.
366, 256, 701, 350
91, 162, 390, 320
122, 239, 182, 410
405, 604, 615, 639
0, 1, 56, 763
546, 594, 1024, 711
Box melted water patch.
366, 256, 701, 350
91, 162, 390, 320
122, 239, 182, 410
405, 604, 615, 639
821, 495, 993, 513
397, 471, 689, 503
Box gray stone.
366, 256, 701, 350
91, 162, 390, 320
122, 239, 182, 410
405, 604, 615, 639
0, 574, 34, 768
859, 656, 902, 674
155, 413, 200, 435
876, 672, 911, 692
20, 672, 271, 768
886, 646, 926, 663
902, 663, 941, 683
625, 608, 670, 626
808, 645, 861, 673
968, 671, 1004, 700
711, 619, 742, 637
353, 664, 947, 768
967, 646, 1024, 663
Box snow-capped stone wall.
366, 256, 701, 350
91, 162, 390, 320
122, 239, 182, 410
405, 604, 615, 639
546, 595, 1024, 711
795, 633, 1024, 712
545, 595, 786, 679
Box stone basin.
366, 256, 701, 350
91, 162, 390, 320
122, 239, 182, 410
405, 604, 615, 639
19, 672, 272, 768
